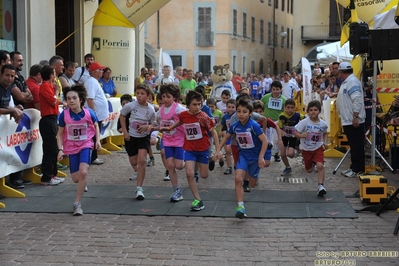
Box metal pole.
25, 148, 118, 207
371, 60, 378, 166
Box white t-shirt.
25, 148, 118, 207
281, 80, 300, 99
83, 77, 109, 121
154, 75, 178, 86
295, 117, 327, 151
262, 78, 273, 93
120, 100, 156, 138
216, 101, 227, 114
72, 66, 90, 84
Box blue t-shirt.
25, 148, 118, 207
250, 81, 260, 95
99, 78, 116, 96
58, 108, 99, 127
228, 118, 264, 161
221, 112, 235, 131
0, 84, 12, 108
201, 104, 213, 118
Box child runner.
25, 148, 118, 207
155, 92, 170, 181
278, 99, 305, 176
56, 85, 101, 216
294, 100, 328, 196
117, 94, 137, 181
260, 80, 286, 162
157, 83, 186, 202
250, 76, 261, 100
146, 90, 159, 166
220, 98, 236, 174
253, 100, 283, 170
206, 97, 224, 167
120, 83, 156, 200
216, 89, 231, 114
162, 90, 220, 211
216, 98, 268, 219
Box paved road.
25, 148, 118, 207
1, 150, 399, 265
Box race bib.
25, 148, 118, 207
268, 98, 283, 110
184, 122, 202, 140
67, 124, 88, 141
161, 119, 176, 135
226, 119, 231, 129
236, 132, 254, 149
305, 132, 322, 145
283, 126, 295, 138
131, 120, 147, 134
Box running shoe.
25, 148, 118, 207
191, 199, 204, 211
235, 205, 247, 219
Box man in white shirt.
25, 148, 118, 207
72, 53, 95, 85
84, 62, 109, 165
262, 73, 273, 94
281, 71, 300, 99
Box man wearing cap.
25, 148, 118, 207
281, 71, 300, 100
84, 62, 109, 165
336, 62, 366, 178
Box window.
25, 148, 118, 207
251, 60, 255, 74
274, 24, 278, 47
260, 19, 264, 44
242, 56, 247, 74
170, 56, 182, 68
282, 0, 285, 11
287, 0, 290, 13
197, 7, 213, 46
243, 12, 247, 38
233, 55, 237, 71
291, 28, 293, 49
268, 22, 271, 45
251, 17, 255, 42
291, 0, 293, 14
268, 0, 271, 6
260, 0, 264, 3
275, 0, 278, 9
286, 28, 290, 48
198, 55, 211, 74
281, 26, 285, 48
233, 9, 237, 36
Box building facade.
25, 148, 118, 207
144, 0, 294, 75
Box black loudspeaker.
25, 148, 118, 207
369, 29, 399, 60
349, 22, 369, 55
390, 146, 399, 170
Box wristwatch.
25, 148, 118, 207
353, 116, 358, 119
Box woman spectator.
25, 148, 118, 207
99, 67, 117, 97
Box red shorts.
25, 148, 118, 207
231, 144, 239, 165
302, 146, 324, 171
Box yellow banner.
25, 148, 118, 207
337, 0, 398, 23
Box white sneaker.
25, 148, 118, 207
341, 169, 351, 176
130, 172, 137, 181
73, 202, 83, 216
344, 170, 357, 178
84, 186, 88, 192
317, 185, 327, 196
91, 158, 104, 165
41, 178, 60, 186
54, 176, 65, 183
314, 164, 318, 172
135, 187, 145, 200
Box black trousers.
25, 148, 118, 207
343, 123, 366, 173
39, 115, 58, 182
91, 120, 102, 163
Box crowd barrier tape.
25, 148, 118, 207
0, 98, 123, 207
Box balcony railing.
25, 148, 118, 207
301, 24, 341, 43
196, 30, 214, 46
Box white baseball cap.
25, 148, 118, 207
338, 62, 352, 71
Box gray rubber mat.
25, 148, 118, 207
0, 185, 357, 218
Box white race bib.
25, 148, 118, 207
67, 124, 88, 141
235, 132, 255, 149
184, 122, 202, 140
268, 98, 283, 110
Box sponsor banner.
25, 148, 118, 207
100, 97, 123, 138
301, 57, 313, 106
0, 109, 42, 177
92, 26, 135, 95
111, 0, 171, 26
337, 0, 398, 24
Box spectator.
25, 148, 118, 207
25, 64, 43, 110
59, 61, 76, 88
72, 53, 95, 85
99, 67, 117, 97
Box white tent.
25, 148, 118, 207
316, 41, 352, 63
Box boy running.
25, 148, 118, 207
294, 100, 328, 196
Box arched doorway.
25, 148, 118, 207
259, 59, 264, 75
273, 60, 278, 76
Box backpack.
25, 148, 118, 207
76, 66, 85, 84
